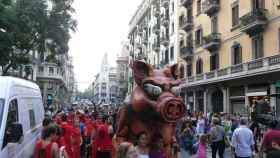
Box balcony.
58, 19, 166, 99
143, 38, 148, 45
181, 54, 280, 87
153, 25, 160, 34
180, 46, 193, 61
240, 9, 268, 37
180, 16, 193, 32
161, 0, 169, 8
153, 9, 160, 17
161, 16, 169, 27
181, 0, 193, 8
135, 53, 147, 61
202, 0, 220, 17
160, 36, 169, 47
37, 63, 64, 82
152, 44, 160, 52
202, 33, 221, 52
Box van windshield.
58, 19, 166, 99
0, 99, 4, 128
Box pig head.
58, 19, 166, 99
116, 60, 186, 156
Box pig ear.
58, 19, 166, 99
133, 60, 151, 86
170, 64, 178, 80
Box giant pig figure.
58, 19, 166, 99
116, 60, 186, 156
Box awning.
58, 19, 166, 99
270, 93, 280, 98
246, 91, 267, 97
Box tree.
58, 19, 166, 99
0, 0, 77, 76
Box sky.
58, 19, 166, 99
69, 0, 142, 92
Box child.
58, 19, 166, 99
196, 134, 207, 158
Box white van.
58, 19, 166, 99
0, 77, 44, 158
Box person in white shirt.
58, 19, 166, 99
231, 117, 255, 158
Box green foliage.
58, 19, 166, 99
0, 0, 77, 75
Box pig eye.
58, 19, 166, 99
143, 83, 162, 99
171, 86, 180, 96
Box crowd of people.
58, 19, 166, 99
33, 105, 280, 158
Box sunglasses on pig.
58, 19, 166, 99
143, 83, 180, 99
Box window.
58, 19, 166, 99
232, 43, 242, 65
49, 67, 54, 75
252, 35, 263, 59
29, 109, 36, 128
47, 81, 53, 90
196, 58, 203, 74
211, 16, 218, 33
252, 0, 264, 10
197, 0, 201, 15
195, 29, 202, 46
39, 66, 44, 73
3, 99, 19, 148
232, 5, 239, 27
187, 64, 192, 77
180, 66, 185, 78
187, 34, 193, 46
172, 22, 174, 34
165, 50, 169, 63
180, 40, 184, 48
170, 46, 174, 60
179, 15, 184, 27
210, 53, 219, 70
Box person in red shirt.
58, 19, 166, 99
260, 121, 280, 156
60, 114, 75, 158
34, 125, 59, 158
92, 117, 113, 158
84, 118, 95, 158
72, 117, 82, 158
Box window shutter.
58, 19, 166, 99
260, 35, 264, 58
239, 45, 243, 64
231, 45, 235, 65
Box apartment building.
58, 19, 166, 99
127, 0, 180, 98
36, 51, 75, 106
128, 0, 179, 67
178, 0, 280, 116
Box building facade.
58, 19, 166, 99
36, 51, 75, 106
93, 53, 118, 105
178, 0, 280, 117
116, 42, 130, 103
127, 0, 181, 96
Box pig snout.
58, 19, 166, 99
157, 94, 186, 122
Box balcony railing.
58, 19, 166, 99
160, 36, 169, 47
153, 9, 160, 17
161, 16, 169, 26
37, 63, 64, 82
202, 33, 221, 52
231, 64, 243, 74
153, 24, 160, 34
180, 46, 193, 61
135, 53, 147, 61
183, 54, 280, 86
152, 44, 160, 52
202, 0, 220, 17
180, 16, 193, 32
161, 0, 169, 8
240, 9, 268, 37
181, 0, 193, 8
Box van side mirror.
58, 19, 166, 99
7, 123, 23, 143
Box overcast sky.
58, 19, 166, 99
69, 0, 142, 91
